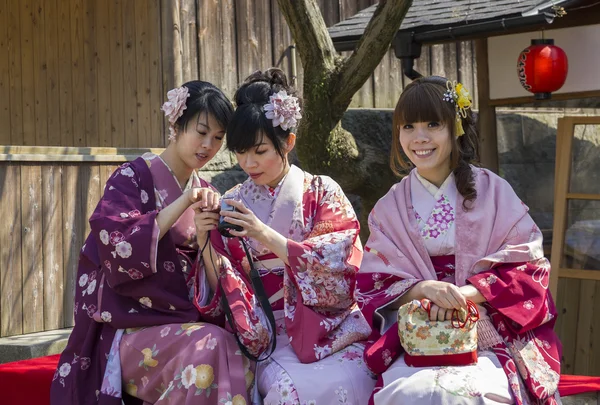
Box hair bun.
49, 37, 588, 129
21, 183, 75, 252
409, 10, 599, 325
264, 68, 288, 88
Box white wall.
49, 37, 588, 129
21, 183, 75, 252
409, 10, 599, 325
488, 24, 600, 100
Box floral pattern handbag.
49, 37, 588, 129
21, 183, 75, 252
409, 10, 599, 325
398, 299, 480, 367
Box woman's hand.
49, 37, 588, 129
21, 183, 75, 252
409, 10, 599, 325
192, 207, 220, 246
187, 187, 220, 212
423, 300, 455, 322
419, 280, 467, 310
220, 199, 268, 241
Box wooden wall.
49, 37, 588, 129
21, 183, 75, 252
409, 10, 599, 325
0, 0, 480, 150
0, 0, 164, 148
178, 0, 478, 110
0, 157, 120, 337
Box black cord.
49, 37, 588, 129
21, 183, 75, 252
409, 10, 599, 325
204, 230, 277, 362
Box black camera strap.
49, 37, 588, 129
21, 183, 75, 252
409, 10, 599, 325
204, 233, 277, 362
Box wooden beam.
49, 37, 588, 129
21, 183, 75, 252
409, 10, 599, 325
489, 90, 600, 107
474, 38, 499, 173
0, 145, 164, 162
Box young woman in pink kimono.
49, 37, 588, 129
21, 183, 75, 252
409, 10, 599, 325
356, 76, 562, 405
51, 81, 252, 405
192, 68, 376, 404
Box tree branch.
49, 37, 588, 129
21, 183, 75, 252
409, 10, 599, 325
333, 0, 412, 108
276, 0, 337, 73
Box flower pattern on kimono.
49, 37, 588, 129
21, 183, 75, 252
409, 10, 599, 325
140, 189, 149, 204
59, 362, 72, 377
523, 300, 535, 310
127, 268, 143, 280
78, 273, 89, 287
139, 297, 152, 308
80, 357, 91, 370
109, 231, 125, 246
195, 364, 215, 389
314, 344, 332, 359
99, 230, 110, 245
416, 194, 455, 240
86, 279, 97, 295
181, 364, 197, 389
434, 367, 482, 398
120, 166, 134, 177
163, 261, 176, 273
160, 326, 171, 337
510, 338, 560, 396
115, 241, 133, 258
100, 311, 112, 323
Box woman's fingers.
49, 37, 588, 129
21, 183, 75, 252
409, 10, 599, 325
224, 198, 250, 214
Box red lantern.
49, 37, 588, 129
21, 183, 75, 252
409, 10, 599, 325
517, 39, 568, 100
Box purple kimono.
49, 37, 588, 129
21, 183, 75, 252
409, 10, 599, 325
50, 154, 251, 405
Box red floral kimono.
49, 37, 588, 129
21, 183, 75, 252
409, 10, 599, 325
194, 165, 375, 404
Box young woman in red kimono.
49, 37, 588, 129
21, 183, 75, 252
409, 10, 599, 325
51, 81, 252, 405
357, 76, 562, 405
193, 69, 376, 404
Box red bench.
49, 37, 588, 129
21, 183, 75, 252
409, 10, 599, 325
0, 354, 598, 405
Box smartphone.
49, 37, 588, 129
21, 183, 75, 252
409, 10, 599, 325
218, 200, 243, 237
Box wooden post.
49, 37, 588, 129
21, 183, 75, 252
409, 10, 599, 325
475, 38, 499, 173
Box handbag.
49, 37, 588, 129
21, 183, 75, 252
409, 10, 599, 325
397, 299, 479, 367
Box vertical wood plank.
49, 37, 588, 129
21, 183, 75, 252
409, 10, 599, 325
197, 0, 237, 99
122, 0, 138, 148
58, 0, 74, 146
0, 0, 11, 145
148, 0, 164, 148
96, 0, 111, 147
135, 0, 152, 149
574, 280, 595, 375
270, 0, 294, 86
20, 0, 36, 146
42, 165, 64, 330
109, 0, 125, 148
0, 164, 23, 337
316, 0, 340, 27
32, 0, 49, 146
555, 277, 581, 374
341, 0, 376, 108
160, 0, 177, 102
21, 164, 44, 333
373, 49, 403, 108
180, 0, 198, 83
45, 0, 61, 146
457, 41, 477, 111
81, 165, 102, 238
474, 39, 498, 172
414, 44, 432, 77
70, 0, 86, 146
61, 165, 81, 327
235, 0, 273, 84
8, 0, 23, 146
83, 0, 98, 147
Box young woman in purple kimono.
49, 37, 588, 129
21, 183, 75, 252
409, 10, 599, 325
356, 76, 562, 405
193, 69, 376, 404
51, 81, 253, 405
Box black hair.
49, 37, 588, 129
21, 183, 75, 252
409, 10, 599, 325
173, 80, 234, 133
226, 68, 300, 160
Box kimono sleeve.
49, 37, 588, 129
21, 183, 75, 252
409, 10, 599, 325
286, 176, 362, 310
89, 163, 160, 290
468, 257, 555, 334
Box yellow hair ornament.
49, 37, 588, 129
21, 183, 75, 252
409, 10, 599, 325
443, 80, 472, 137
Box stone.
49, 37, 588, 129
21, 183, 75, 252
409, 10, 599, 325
0, 328, 71, 364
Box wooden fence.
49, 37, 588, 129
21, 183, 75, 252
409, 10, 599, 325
0, 0, 478, 149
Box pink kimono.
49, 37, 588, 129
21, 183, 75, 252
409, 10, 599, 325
194, 165, 376, 404
357, 168, 562, 405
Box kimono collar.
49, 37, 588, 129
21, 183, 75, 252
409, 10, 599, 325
262, 171, 288, 199
415, 171, 455, 197
143, 152, 204, 249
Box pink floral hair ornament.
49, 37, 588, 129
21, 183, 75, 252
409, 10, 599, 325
161, 86, 190, 142
263, 90, 302, 131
